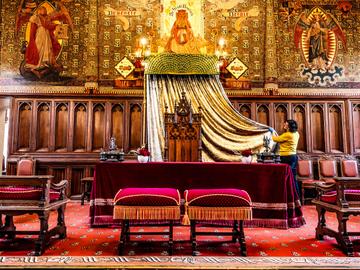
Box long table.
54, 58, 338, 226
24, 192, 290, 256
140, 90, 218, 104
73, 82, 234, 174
90, 162, 305, 229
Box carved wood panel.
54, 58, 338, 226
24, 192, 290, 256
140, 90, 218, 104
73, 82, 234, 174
274, 104, 288, 133
293, 104, 307, 153
17, 102, 32, 151
311, 104, 325, 153
353, 103, 360, 153
55, 103, 69, 151
36, 102, 51, 151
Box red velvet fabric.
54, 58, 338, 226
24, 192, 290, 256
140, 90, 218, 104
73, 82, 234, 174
90, 162, 304, 229
114, 188, 180, 206
184, 189, 251, 207
0, 187, 60, 201
320, 190, 360, 204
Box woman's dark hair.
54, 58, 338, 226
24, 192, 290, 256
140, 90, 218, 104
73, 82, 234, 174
286, 119, 298, 132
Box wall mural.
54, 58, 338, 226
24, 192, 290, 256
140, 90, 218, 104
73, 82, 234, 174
294, 7, 346, 86
16, 0, 73, 81
0, 0, 359, 89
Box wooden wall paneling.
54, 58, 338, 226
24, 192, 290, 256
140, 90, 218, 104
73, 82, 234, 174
292, 104, 307, 153
310, 104, 325, 153
73, 102, 87, 152
328, 103, 344, 153
68, 101, 75, 151
352, 102, 360, 153
36, 102, 51, 151
87, 101, 93, 152
71, 167, 86, 196
51, 167, 67, 184
55, 102, 69, 152
92, 103, 106, 151
111, 103, 125, 150
274, 103, 288, 133
17, 101, 32, 151
238, 103, 252, 119
256, 103, 270, 126
104, 102, 111, 150
129, 102, 142, 151
49, 101, 55, 152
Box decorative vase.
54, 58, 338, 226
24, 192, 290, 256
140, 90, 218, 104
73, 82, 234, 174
137, 155, 149, 163
241, 156, 252, 164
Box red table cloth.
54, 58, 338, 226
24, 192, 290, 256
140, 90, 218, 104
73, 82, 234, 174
90, 162, 305, 229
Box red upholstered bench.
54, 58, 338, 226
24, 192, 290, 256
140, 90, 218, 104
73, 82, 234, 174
184, 188, 252, 256
113, 188, 181, 255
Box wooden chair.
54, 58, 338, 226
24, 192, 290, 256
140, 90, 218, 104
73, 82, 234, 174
80, 176, 94, 205
312, 176, 360, 256
16, 155, 36, 176
164, 91, 202, 162
297, 157, 323, 205
318, 156, 338, 183
340, 157, 359, 178
0, 175, 69, 255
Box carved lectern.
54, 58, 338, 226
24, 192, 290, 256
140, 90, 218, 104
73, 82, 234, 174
164, 91, 202, 162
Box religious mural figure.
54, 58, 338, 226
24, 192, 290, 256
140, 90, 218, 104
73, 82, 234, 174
294, 8, 346, 70
16, 0, 73, 81
294, 7, 346, 85
165, 9, 200, 54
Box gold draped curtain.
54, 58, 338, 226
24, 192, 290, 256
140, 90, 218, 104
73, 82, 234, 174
146, 74, 271, 162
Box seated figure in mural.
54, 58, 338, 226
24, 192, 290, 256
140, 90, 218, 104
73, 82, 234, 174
16, 1, 73, 80
165, 9, 201, 54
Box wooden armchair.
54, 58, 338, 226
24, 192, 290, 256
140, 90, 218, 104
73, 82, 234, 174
340, 157, 359, 178
16, 155, 36, 176
297, 157, 322, 205
312, 177, 360, 256
318, 156, 338, 183
164, 91, 202, 162
0, 175, 69, 255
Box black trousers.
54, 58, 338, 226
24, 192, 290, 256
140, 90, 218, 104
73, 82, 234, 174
280, 155, 300, 199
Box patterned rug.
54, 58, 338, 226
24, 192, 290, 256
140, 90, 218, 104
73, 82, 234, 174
0, 202, 359, 264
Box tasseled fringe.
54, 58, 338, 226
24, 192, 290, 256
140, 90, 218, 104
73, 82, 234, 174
187, 206, 252, 221
113, 206, 180, 220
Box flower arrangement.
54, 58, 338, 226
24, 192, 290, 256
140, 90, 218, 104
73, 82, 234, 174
241, 149, 252, 157
137, 146, 150, 156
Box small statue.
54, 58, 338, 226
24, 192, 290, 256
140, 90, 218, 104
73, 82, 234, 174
263, 135, 271, 152
109, 137, 117, 151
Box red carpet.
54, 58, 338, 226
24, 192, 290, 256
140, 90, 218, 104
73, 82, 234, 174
0, 202, 359, 257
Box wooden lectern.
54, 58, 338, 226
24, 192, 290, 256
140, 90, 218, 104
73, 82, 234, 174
164, 91, 202, 162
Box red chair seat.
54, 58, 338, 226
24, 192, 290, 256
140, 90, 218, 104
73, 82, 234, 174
0, 187, 60, 201
114, 188, 180, 206
185, 188, 252, 207
320, 190, 360, 204
301, 179, 322, 185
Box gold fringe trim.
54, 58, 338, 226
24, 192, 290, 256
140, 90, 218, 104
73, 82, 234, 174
187, 206, 252, 221
113, 206, 180, 220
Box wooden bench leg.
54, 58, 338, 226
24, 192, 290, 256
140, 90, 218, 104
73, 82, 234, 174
238, 220, 247, 256
80, 181, 86, 205
35, 211, 50, 256
118, 220, 127, 255
336, 212, 354, 257
57, 204, 67, 239
168, 221, 173, 255
190, 220, 197, 256
232, 220, 238, 243
315, 206, 326, 240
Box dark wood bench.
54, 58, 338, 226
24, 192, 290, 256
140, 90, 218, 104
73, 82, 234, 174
312, 176, 360, 256
0, 175, 69, 255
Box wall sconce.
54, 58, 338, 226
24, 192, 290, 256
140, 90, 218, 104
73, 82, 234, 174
134, 37, 151, 68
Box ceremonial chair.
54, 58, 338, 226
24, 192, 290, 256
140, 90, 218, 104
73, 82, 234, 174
0, 175, 69, 255
297, 157, 322, 205
164, 91, 202, 162
312, 176, 360, 256
184, 188, 252, 256
113, 188, 181, 255
318, 156, 338, 183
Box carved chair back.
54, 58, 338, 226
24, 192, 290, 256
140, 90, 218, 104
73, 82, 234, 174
16, 155, 36, 176
340, 157, 359, 178
318, 156, 338, 183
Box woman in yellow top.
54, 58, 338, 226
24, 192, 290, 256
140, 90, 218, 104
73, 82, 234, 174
270, 120, 300, 198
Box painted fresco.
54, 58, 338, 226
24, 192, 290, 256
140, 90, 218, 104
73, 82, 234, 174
276, 0, 360, 86
0, 0, 359, 88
